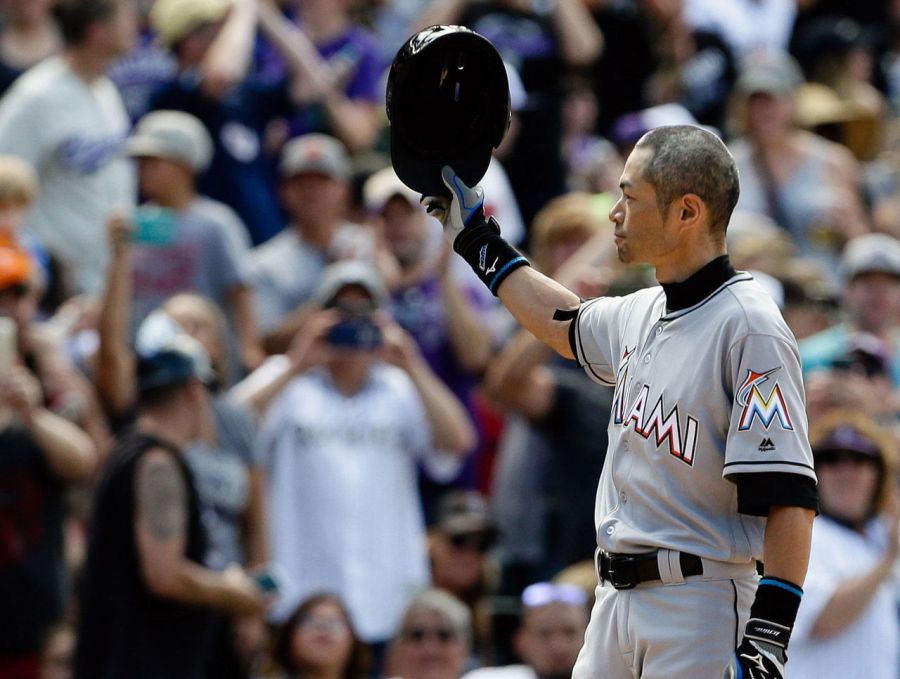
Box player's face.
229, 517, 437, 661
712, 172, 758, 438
609, 147, 680, 269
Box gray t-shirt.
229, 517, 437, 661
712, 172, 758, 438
185, 394, 259, 570
247, 222, 376, 333
130, 196, 250, 331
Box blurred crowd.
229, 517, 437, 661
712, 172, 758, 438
0, 0, 898, 678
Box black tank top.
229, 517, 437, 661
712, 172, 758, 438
74, 430, 216, 679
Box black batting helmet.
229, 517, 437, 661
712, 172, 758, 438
386, 25, 510, 197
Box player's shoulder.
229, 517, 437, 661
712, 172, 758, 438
724, 273, 794, 337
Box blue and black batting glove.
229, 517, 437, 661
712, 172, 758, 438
723, 577, 802, 679
422, 165, 529, 295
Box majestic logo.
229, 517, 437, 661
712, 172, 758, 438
478, 244, 488, 271
737, 367, 793, 432
622, 385, 699, 465
758, 437, 775, 452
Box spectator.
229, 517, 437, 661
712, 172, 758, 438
788, 411, 899, 679
0, 155, 51, 286
428, 491, 499, 663
248, 134, 396, 352
417, 0, 603, 232
272, 593, 371, 679
385, 589, 472, 679
461, 582, 589, 679
96, 215, 271, 678
0, 246, 97, 679
0, 0, 137, 296
248, 261, 475, 650
363, 166, 494, 514
800, 232, 900, 387
148, 0, 285, 245
124, 109, 263, 372
0, 0, 61, 96
256, 0, 383, 153
74, 341, 267, 679
727, 50, 870, 275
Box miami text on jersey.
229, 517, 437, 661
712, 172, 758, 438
737, 367, 794, 431
620, 385, 699, 465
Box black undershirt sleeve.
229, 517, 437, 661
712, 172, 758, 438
733, 472, 819, 517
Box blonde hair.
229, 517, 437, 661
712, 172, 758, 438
529, 192, 610, 273
0, 156, 37, 206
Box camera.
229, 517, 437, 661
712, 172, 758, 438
327, 315, 382, 350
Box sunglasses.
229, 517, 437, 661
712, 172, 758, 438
401, 626, 458, 643
815, 451, 879, 468
521, 582, 588, 609
447, 531, 493, 552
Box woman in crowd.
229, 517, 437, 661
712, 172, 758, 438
787, 410, 899, 679
272, 593, 369, 679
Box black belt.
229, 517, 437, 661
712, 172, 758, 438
598, 551, 703, 590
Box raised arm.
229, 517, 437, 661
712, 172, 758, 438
425, 167, 580, 358
96, 214, 137, 416
553, 0, 603, 67
199, 0, 257, 99
379, 320, 476, 455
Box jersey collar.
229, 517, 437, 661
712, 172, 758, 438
660, 255, 736, 313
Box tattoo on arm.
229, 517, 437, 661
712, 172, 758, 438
137, 456, 187, 540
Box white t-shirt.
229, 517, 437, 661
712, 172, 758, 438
0, 56, 135, 293
683, 0, 795, 58
788, 516, 899, 679
257, 359, 431, 641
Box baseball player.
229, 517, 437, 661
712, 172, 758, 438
424, 125, 818, 678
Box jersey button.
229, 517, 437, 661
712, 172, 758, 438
656, 326, 663, 336
619, 491, 627, 503
643, 354, 651, 363
605, 526, 615, 536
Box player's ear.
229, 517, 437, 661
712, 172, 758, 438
677, 194, 704, 230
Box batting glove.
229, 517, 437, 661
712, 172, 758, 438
422, 165, 529, 295
722, 577, 802, 679
421, 165, 485, 248
723, 619, 788, 679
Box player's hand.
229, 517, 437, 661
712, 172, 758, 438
723, 631, 787, 679
421, 165, 486, 249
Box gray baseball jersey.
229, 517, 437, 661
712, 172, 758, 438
572, 272, 816, 564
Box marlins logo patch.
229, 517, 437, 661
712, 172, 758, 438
737, 367, 793, 431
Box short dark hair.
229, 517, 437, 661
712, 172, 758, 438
635, 125, 740, 234
53, 0, 117, 46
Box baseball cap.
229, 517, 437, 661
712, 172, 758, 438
150, 0, 230, 49
839, 233, 900, 281
279, 134, 351, 181
521, 582, 588, 609
812, 424, 882, 460
434, 490, 496, 537
735, 51, 804, 97
135, 310, 214, 392
313, 260, 388, 309
0, 246, 31, 291
363, 166, 421, 213
126, 110, 214, 173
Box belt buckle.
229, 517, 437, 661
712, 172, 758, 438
605, 554, 638, 590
